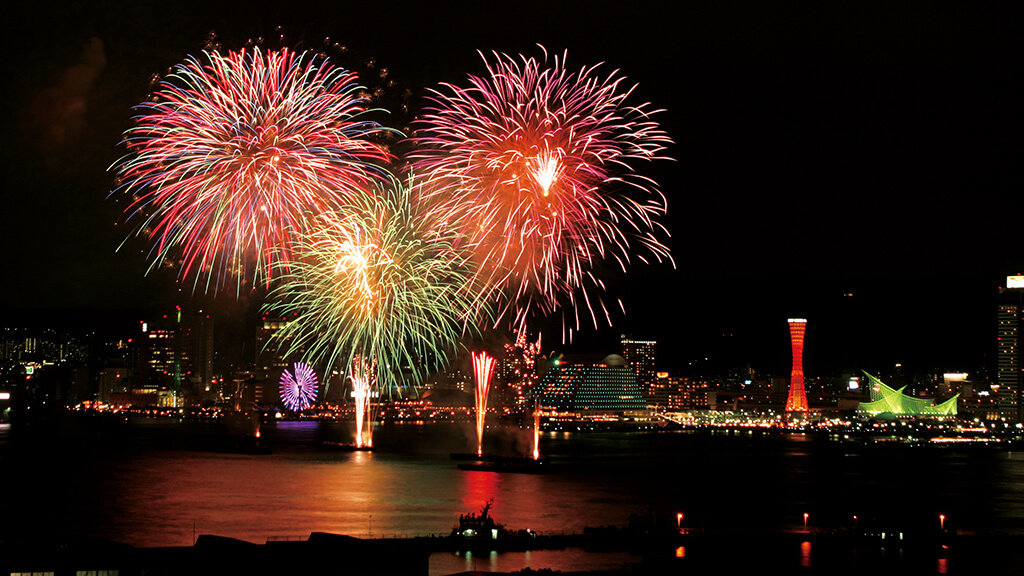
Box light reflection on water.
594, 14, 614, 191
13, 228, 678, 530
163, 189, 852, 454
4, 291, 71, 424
4, 419, 1024, 558
429, 548, 643, 576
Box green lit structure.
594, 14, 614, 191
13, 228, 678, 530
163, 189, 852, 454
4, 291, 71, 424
858, 372, 958, 417
533, 355, 649, 422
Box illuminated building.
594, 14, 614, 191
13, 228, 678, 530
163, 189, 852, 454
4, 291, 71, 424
533, 354, 649, 423
135, 311, 186, 407
255, 316, 295, 406
997, 275, 1024, 421
648, 372, 672, 408
784, 318, 809, 412
620, 335, 657, 398
858, 372, 958, 417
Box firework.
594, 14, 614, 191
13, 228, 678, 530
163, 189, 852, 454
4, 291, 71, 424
113, 47, 396, 291
349, 357, 376, 448
267, 176, 486, 397
279, 361, 319, 412
409, 47, 672, 330
532, 402, 541, 460
472, 351, 496, 456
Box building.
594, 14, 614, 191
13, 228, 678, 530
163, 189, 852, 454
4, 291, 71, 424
649, 372, 711, 410
997, 275, 1024, 421
532, 354, 649, 425
784, 318, 809, 412
135, 311, 186, 407
858, 372, 958, 417
620, 335, 656, 398
255, 316, 293, 406
182, 310, 215, 402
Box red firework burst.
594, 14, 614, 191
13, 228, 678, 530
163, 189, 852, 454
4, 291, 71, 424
408, 47, 672, 329
113, 46, 396, 291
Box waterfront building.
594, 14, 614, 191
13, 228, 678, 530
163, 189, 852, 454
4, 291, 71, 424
620, 335, 657, 398
255, 316, 298, 406
649, 373, 711, 410
533, 354, 649, 424
997, 275, 1024, 421
858, 372, 958, 417
182, 310, 215, 401
784, 318, 809, 412
135, 311, 185, 406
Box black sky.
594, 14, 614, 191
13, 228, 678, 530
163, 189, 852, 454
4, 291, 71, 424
0, 1, 1021, 376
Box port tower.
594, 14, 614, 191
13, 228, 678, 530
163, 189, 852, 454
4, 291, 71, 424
785, 318, 809, 412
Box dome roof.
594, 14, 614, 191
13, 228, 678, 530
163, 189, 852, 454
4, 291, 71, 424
601, 354, 627, 367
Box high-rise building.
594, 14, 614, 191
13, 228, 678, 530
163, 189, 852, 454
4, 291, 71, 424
785, 318, 809, 412
997, 275, 1024, 421
620, 335, 656, 398
135, 310, 186, 407
255, 316, 302, 406
183, 310, 215, 399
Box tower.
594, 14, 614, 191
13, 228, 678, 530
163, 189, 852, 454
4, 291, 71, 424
997, 276, 1024, 422
785, 318, 809, 412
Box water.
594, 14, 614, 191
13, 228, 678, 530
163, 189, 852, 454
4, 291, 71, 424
3, 419, 1024, 573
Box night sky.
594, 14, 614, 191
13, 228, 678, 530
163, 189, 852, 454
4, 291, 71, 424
1, 1, 1020, 377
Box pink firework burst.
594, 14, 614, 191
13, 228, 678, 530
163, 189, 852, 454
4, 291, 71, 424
280, 361, 319, 412
113, 47, 396, 291
408, 47, 673, 330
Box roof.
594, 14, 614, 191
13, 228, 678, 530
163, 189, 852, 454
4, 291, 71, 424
858, 371, 958, 416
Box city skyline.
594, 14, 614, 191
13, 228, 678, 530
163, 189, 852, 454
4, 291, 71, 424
1, 2, 1020, 378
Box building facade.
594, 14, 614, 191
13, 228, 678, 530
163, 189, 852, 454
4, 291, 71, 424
532, 354, 649, 424
997, 276, 1024, 421
620, 335, 656, 399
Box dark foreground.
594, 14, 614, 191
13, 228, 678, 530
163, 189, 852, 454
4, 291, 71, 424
4, 528, 1024, 576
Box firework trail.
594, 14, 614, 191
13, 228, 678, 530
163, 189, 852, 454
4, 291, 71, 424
532, 401, 541, 460
472, 351, 496, 456
408, 47, 672, 332
112, 47, 396, 291
349, 357, 376, 448
279, 361, 319, 412
267, 176, 487, 397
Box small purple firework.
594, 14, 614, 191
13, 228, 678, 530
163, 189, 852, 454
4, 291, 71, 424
279, 362, 319, 411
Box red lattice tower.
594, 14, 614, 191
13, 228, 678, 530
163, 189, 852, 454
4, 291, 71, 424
785, 318, 809, 412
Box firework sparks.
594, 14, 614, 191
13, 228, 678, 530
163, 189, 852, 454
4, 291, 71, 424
532, 402, 541, 460
472, 351, 496, 456
267, 176, 486, 398
279, 361, 319, 412
409, 47, 673, 330
349, 357, 376, 448
112, 46, 396, 291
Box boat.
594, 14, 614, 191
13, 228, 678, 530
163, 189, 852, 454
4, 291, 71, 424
321, 440, 374, 452
449, 501, 537, 542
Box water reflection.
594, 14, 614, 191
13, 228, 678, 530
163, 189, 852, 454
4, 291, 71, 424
3, 420, 1024, 551
800, 540, 812, 567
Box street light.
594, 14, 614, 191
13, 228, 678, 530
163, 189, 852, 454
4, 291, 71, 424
677, 512, 683, 530
803, 513, 809, 531
939, 514, 945, 531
